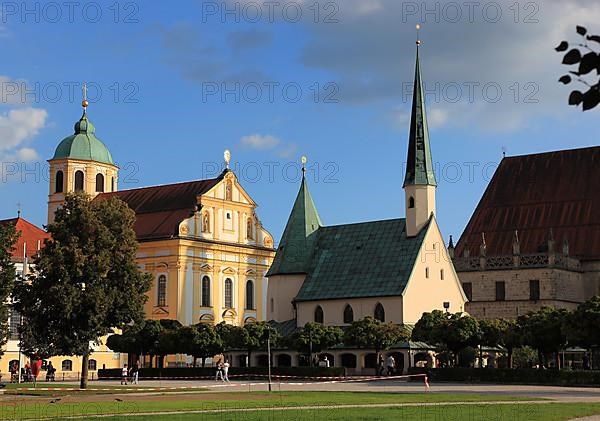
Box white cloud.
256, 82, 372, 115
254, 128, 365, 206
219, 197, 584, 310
240, 134, 281, 150
16, 147, 40, 161
0, 108, 48, 152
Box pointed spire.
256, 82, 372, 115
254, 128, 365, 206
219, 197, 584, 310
267, 156, 322, 276
447, 235, 455, 258
403, 25, 436, 188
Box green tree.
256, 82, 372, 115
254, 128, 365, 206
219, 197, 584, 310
13, 193, 152, 388
0, 222, 19, 356
411, 310, 448, 348
227, 321, 280, 367
344, 317, 409, 362
519, 307, 568, 368
497, 319, 522, 369
565, 296, 600, 349
179, 323, 223, 367
286, 322, 343, 365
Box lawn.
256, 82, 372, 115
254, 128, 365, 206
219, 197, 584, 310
0, 391, 541, 420
3, 383, 209, 397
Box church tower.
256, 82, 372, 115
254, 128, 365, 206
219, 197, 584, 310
404, 28, 437, 237
47, 88, 119, 224
266, 157, 322, 321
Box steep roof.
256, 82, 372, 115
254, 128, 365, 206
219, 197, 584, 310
266, 175, 322, 276
96, 174, 224, 240
294, 218, 429, 302
403, 45, 436, 187
455, 146, 600, 261
0, 217, 49, 260
52, 111, 114, 166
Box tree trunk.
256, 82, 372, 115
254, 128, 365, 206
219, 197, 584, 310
80, 354, 89, 389
537, 350, 543, 368
248, 351, 252, 368
507, 348, 514, 369
202, 357, 206, 368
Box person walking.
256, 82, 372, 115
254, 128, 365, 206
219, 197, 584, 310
215, 362, 224, 381
386, 355, 395, 376
378, 355, 385, 376
131, 361, 139, 385
222, 360, 230, 382
121, 364, 128, 385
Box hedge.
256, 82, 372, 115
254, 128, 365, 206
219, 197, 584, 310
407, 367, 600, 386
98, 366, 346, 380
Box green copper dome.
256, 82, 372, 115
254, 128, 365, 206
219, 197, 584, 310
52, 111, 114, 165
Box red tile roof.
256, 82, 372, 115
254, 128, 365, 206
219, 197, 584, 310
455, 146, 600, 261
96, 175, 224, 240
0, 217, 49, 260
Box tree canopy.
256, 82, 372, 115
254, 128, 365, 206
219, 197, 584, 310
344, 317, 408, 355
0, 222, 19, 356
286, 322, 343, 356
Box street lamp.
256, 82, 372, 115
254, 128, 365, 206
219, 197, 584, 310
266, 326, 272, 392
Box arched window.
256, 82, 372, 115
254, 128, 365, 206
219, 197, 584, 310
246, 280, 254, 310
225, 180, 233, 201
95, 173, 104, 192
247, 218, 254, 240
374, 303, 385, 322
343, 304, 354, 324
201, 276, 211, 307
202, 212, 210, 233
111, 177, 115, 192
74, 170, 84, 191
224, 278, 233, 308
88, 359, 97, 371
55, 170, 64, 193
157, 275, 167, 307
409, 196, 415, 208
314, 305, 324, 324
62, 359, 73, 371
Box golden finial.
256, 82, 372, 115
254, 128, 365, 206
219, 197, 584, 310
82, 82, 89, 109
224, 149, 231, 169
416, 24, 421, 45
301, 155, 307, 175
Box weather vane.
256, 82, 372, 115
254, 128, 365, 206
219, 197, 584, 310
224, 149, 231, 169
416, 23, 421, 46
301, 155, 307, 175
82, 82, 89, 110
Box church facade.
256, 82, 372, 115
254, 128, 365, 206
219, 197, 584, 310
265, 42, 467, 373
452, 147, 600, 319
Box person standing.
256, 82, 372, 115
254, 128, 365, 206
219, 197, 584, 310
215, 362, 224, 381
222, 360, 230, 382
386, 355, 395, 376
378, 355, 385, 376
121, 364, 128, 385
131, 361, 139, 385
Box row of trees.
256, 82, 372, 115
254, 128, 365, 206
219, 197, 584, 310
413, 298, 600, 369
107, 316, 410, 368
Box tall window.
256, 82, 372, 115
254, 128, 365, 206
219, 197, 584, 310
530, 280, 540, 301
343, 305, 354, 324
462, 282, 473, 301
9, 310, 20, 340
224, 278, 233, 308
409, 196, 415, 208
201, 276, 211, 307
62, 360, 73, 371
374, 303, 385, 322
88, 359, 97, 371
157, 275, 167, 307
55, 170, 64, 193
440, 269, 445, 280
74, 170, 84, 191
245, 280, 255, 310
95, 173, 104, 192
111, 177, 115, 192
247, 218, 254, 240
495, 281, 506, 301
425, 267, 430, 278
314, 305, 324, 323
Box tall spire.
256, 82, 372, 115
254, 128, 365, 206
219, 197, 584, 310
403, 26, 437, 187
266, 156, 322, 276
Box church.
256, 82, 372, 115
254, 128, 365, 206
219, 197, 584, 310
265, 40, 467, 372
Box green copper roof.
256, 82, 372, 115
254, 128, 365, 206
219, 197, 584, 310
266, 174, 322, 276
52, 111, 114, 165
403, 46, 436, 187
294, 218, 429, 302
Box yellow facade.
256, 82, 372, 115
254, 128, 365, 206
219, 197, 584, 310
138, 171, 275, 326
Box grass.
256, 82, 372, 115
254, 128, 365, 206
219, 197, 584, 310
0, 391, 542, 420
2, 383, 209, 397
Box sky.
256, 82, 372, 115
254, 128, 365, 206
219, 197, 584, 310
1, 0, 599, 244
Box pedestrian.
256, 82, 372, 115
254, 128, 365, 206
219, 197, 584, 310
131, 361, 139, 385
46, 362, 56, 382
10, 361, 18, 383
215, 362, 224, 381
386, 355, 395, 376
222, 360, 230, 382
378, 355, 385, 376
121, 363, 128, 385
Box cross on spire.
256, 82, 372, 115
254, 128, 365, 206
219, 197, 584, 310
17, 202, 21, 218
82, 82, 89, 110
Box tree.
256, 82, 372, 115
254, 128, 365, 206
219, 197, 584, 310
556, 25, 600, 111
13, 193, 152, 389
286, 322, 343, 365
344, 317, 409, 362
227, 321, 280, 367
496, 319, 522, 369
0, 222, 19, 356
519, 306, 568, 369
178, 323, 222, 367
565, 296, 600, 349
411, 310, 448, 348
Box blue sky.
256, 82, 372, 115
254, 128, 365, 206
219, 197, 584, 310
1, 0, 599, 244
